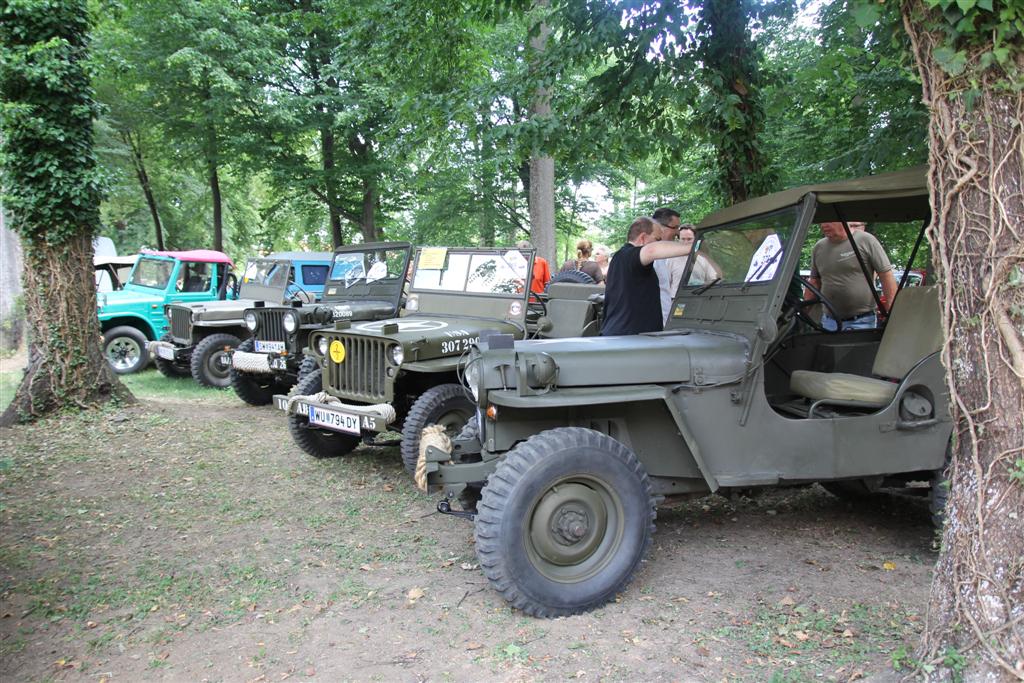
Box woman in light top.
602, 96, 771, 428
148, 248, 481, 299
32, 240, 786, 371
594, 244, 611, 282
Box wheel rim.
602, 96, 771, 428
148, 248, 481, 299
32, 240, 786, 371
107, 337, 141, 371
206, 349, 231, 380
526, 476, 624, 583
436, 406, 473, 437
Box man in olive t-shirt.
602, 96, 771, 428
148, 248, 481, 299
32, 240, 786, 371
805, 222, 898, 331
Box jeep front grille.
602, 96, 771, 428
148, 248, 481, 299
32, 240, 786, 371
325, 336, 389, 403
254, 309, 287, 344
169, 308, 192, 342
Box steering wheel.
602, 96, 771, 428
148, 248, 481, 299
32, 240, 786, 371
785, 275, 841, 333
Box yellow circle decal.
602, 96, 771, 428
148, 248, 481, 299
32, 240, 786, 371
329, 339, 346, 364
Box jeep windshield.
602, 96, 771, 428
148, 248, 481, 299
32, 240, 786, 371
242, 260, 290, 289
411, 248, 528, 297
128, 257, 174, 290
329, 247, 407, 289
682, 206, 798, 289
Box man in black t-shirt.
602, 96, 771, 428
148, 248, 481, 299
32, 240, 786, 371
602, 216, 696, 336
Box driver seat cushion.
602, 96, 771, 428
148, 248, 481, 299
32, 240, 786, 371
790, 286, 942, 407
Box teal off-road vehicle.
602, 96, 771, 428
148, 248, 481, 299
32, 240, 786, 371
418, 167, 951, 617
229, 242, 412, 405
150, 252, 333, 387
97, 249, 236, 374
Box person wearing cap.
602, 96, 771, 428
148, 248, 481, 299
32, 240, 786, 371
601, 216, 694, 336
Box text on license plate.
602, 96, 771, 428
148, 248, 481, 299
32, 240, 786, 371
308, 406, 361, 435
156, 345, 175, 360
255, 340, 286, 353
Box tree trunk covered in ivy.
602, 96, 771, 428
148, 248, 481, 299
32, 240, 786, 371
901, 1, 1023, 678
695, 0, 777, 204
0, 0, 132, 426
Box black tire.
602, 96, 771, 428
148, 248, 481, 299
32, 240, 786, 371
474, 427, 656, 618
103, 326, 150, 375
190, 332, 241, 388
153, 332, 190, 378
400, 384, 475, 475
296, 355, 318, 384
287, 371, 360, 459
821, 477, 882, 500
229, 338, 277, 406
546, 269, 595, 289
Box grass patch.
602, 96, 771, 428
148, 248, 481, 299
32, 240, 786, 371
0, 367, 21, 412
121, 368, 230, 401
712, 601, 922, 674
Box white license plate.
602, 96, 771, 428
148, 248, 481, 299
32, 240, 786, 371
156, 345, 175, 360
270, 357, 288, 370
255, 340, 286, 353
308, 405, 361, 435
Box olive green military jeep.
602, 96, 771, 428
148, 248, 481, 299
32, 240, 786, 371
151, 253, 333, 387
418, 167, 951, 617
229, 243, 412, 405
275, 246, 540, 471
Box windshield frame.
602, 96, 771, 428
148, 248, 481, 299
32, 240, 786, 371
409, 247, 532, 300
127, 256, 176, 291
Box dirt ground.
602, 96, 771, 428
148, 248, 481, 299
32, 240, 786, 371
0, 372, 938, 682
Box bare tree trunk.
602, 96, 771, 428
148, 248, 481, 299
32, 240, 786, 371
208, 155, 223, 253
359, 179, 379, 243
122, 131, 164, 250
902, 4, 1024, 679
527, 1, 556, 266
321, 127, 344, 248
1, 233, 132, 425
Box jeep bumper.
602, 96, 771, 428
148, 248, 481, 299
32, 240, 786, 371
273, 394, 392, 436
233, 349, 290, 374
148, 340, 190, 362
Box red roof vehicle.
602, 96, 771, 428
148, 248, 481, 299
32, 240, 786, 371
140, 249, 234, 266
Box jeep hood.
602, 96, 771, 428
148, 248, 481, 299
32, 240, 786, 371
315, 300, 399, 323
336, 315, 524, 361
98, 288, 163, 314
511, 331, 750, 387
183, 298, 252, 323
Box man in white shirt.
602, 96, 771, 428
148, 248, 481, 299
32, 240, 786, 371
652, 207, 692, 325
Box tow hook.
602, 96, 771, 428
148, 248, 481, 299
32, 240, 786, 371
437, 499, 475, 520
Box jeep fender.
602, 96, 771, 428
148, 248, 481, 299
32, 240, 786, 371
99, 315, 158, 341
488, 384, 718, 491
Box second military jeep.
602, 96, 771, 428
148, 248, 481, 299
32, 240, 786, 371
277, 246, 538, 472
229, 242, 412, 405
150, 252, 333, 387
418, 166, 951, 617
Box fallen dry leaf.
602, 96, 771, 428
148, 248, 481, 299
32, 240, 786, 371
465, 641, 483, 651
882, 561, 896, 571
794, 630, 809, 641
406, 587, 425, 604
778, 596, 796, 607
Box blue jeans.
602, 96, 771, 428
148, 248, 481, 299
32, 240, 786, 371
822, 311, 877, 332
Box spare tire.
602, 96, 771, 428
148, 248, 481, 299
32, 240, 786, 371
546, 269, 595, 289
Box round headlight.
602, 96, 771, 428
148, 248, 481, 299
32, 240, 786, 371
387, 343, 404, 365
464, 361, 480, 401
282, 311, 298, 333
317, 336, 329, 357
244, 311, 258, 331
